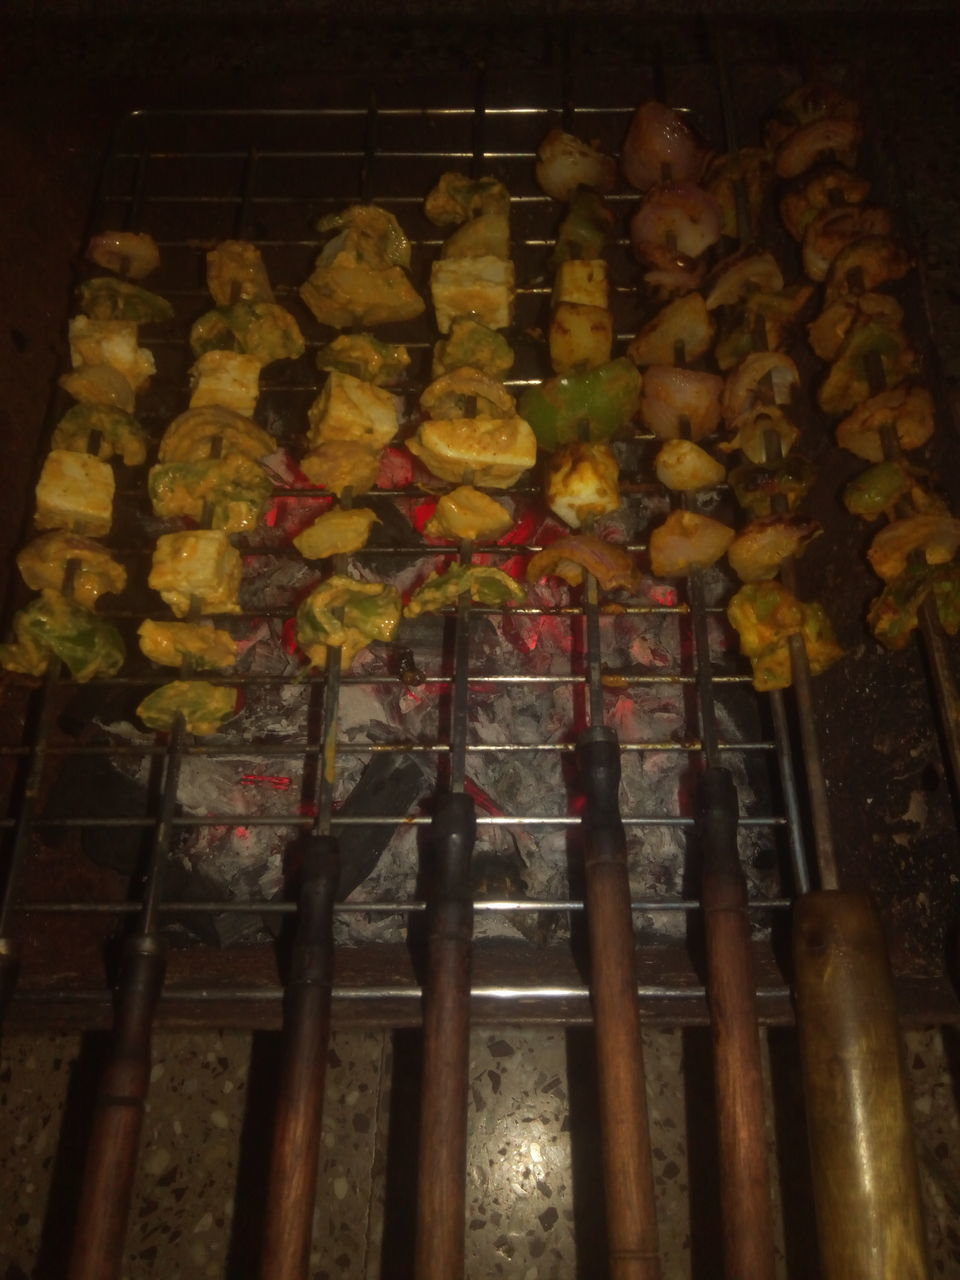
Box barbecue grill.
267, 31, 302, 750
1, 12, 959, 1278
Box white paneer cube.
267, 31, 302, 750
549, 302, 614, 373
552, 259, 609, 309
68, 316, 155, 392
148, 530, 243, 618
430, 256, 515, 334
35, 449, 115, 537
306, 371, 399, 450
189, 351, 261, 417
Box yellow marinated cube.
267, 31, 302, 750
430, 256, 515, 334
549, 303, 613, 373
552, 259, 609, 309
189, 350, 261, 417
306, 371, 398, 450
148, 530, 243, 617
35, 449, 115, 537
68, 316, 155, 392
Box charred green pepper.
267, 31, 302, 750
137, 680, 237, 736
518, 358, 641, 452
78, 277, 174, 324
552, 190, 616, 267
0, 589, 125, 681
405, 565, 525, 618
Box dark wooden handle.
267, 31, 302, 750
261, 834, 339, 1280
68, 933, 166, 1280
793, 890, 930, 1280
414, 791, 476, 1280
0, 937, 19, 1022
578, 727, 661, 1280
700, 767, 776, 1280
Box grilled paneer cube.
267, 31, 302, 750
149, 530, 243, 617
546, 442, 620, 529
549, 303, 613, 373
189, 350, 262, 417
138, 620, 238, 670
52, 403, 148, 466
430, 256, 516, 333
68, 316, 155, 393
35, 450, 115, 537
18, 532, 126, 609
307, 372, 399, 450
138, 680, 237, 736
649, 509, 736, 577
654, 440, 726, 492
296, 575, 402, 670
407, 414, 537, 488
293, 507, 380, 559
553, 259, 610, 309
0, 589, 124, 681
424, 486, 513, 542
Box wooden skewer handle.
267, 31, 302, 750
699, 766, 776, 1280
261, 834, 340, 1280
793, 889, 930, 1280
415, 790, 476, 1280
68, 932, 166, 1280
578, 726, 661, 1280
0, 938, 19, 1021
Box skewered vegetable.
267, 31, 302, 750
293, 507, 380, 560
834, 386, 935, 460
441, 213, 510, 261
137, 681, 237, 736
431, 318, 514, 380
0, 589, 124, 681
87, 230, 160, 280
779, 164, 871, 242
296, 575, 402, 670
526, 534, 641, 592
704, 250, 784, 311
630, 183, 723, 266
552, 189, 616, 267
35, 449, 115, 537
549, 302, 613, 373
654, 439, 725, 492
622, 101, 708, 191
727, 516, 821, 583
300, 442, 380, 497
639, 366, 723, 441
546, 442, 620, 529
189, 300, 305, 365
78, 277, 174, 325
405, 565, 525, 617
722, 352, 799, 423
727, 581, 844, 691
52, 403, 148, 466
627, 293, 713, 367
430, 256, 516, 333
729, 454, 817, 518
423, 486, 513, 542
714, 285, 815, 372
420, 368, 514, 421
823, 235, 912, 303
188, 350, 261, 416
18, 532, 126, 609
159, 405, 274, 464
721, 406, 800, 463
207, 240, 275, 306
817, 319, 917, 416
518, 358, 641, 451
138, 620, 238, 670
702, 147, 773, 240
764, 81, 860, 151
535, 129, 616, 202
424, 173, 510, 226
60, 364, 137, 413
801, 205, 893, 282
407, 414, 537, 487
553, 259, 610, 309
807, 292, 904, 362
316, 333, 410, 385
774, 117, 862, 180
842, 459, 917, 521
148, 455, 273, 534
868, 562, 960, 650
68, 317, 155, 393
307, 371, 399, 450
649, 509, 735, 576
867, 515, 960, 582
149, 530, 243, 617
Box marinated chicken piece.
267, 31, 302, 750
424, 486, 513, 542
817, 320, 917, 416
18, 532, 126, 609
526, 534, 641, 592
552, 189, 616, 267
518, 358, 641, 451
649, 509, 735, 577
627, 293, 713, 367
722, 353, 799, 424
293, 507, 380, 560
36, 450, 114, 537
727, 516, 821, 583
729, 454, 816, 518
78, 277, 174, 324
432, 319, 514, 380
60, 364, 136, 414
714, 285, 815, 371
842, 459, 916, 521
137, 681, 237, 736
296, 575, 402, 670
149, 531, 243, 618
536, 129, 616, 202
654, 439, 725, 491
702, 147, 773, 240
430, 256, 516, 333
546, 442, 620, 529
868, 562, 960, 651
779, 165, 872, 242
188, 350, 262, 417
316, 334, 410, 386
553, 259, 610, 309
704, 250, 784, 311
834, 386, 935, 461
189, 301, 305, 365
549, 303, 613, 373
68, 316, 155, 393
407, 414, 537, 488
87, 230, 160, 280
823, 235, 913, 304
630, 183, 723, 266
405, 565, 525, 617
727, 581, 844, 691
807, 292, 905, 362
0, 589, 125, 681
420, 367, 514, 421
206, 240, 275, 306
138, 620, 238, 670
867, 515, 960, 582
300, 442, 380, 497
52, 403, 148, 466
639, 366, 723, 441
774, 117, 863, 180
424, 173, 511, 226
764, 82, 860, 150
148, 455, 273, 534
622, 101, 709, 191
307, 372, 399, 450
442, 214, 511, 261
802, 205, 894, 282
159, 405, 274, 464
721, 406, 800, 464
